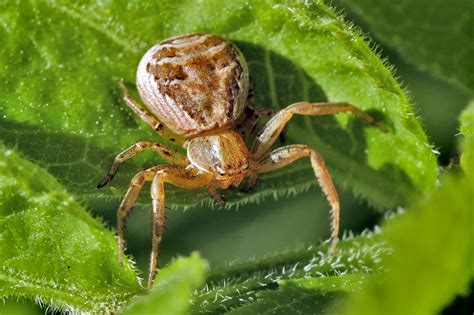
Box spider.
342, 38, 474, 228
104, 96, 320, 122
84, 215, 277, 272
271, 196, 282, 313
97, 33, 385, 288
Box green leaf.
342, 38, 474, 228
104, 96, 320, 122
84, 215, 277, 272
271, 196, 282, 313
192, 231, 387, 313
0, 0, 436, 210
339, 0, 474, 94
460, 100, 474, 176
227, 275, 364, 315
340, 173, 474, 315
122, 253, 208, 315
0, 144, 143, 313
0, 299, 43, 315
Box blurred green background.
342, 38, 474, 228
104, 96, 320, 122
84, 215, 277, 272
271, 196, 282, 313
1, 0, 471, 314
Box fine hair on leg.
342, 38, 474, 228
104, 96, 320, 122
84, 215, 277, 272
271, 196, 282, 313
255, 144, 340, 254
149, 173, 165, 288
119, 79, 182, 143
97, 141, 188, 188
252, 101, 386, 159
116, 166, 164, 265
144, 167, 213, 287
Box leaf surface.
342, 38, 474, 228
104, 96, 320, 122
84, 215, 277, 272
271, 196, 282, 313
0, 144, 143, 313
0, 0, 436, 209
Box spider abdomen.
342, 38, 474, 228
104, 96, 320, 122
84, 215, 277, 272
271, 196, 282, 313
136, 33, 249, 137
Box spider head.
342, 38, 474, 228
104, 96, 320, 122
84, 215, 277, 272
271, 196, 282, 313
187, 130, 253, 189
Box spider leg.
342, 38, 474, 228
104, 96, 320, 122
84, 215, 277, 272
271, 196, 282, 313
236, 87, 273, 141
116, 165, 164, 266
252, 102, 387, 160
238, 107, 273, 141
97, 141, 188, 188
255, 144, 340, 254
241, 174, 257, 192
208, 184, 225, 206
119, 79, 163, 132
148, 167, 213, 288
119, 79, 183, 143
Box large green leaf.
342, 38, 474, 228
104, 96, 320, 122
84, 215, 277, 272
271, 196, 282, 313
0, 144, 143, 313
339, 0, 474, 94
0, 0, 436, 209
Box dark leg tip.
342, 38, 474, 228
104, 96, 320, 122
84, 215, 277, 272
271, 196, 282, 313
241, 186, 253, 193
241, 179, 256, 193
96, 181, 106, 189
97, 175, 112, 189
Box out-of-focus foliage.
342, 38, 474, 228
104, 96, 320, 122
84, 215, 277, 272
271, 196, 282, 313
341, 174, 473, 315
340, 0, 474, 94
460, 101, 474, 175
122, 253, 208, 315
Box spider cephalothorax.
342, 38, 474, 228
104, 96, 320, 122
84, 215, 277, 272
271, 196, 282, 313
97, 33, 385, 288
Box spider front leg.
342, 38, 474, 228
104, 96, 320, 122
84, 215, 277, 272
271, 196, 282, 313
254, 144, 340, 254
97, 141, 187, 188
116, 164, 213, 288
252, 101, 387, 159
116, 166, 164, 266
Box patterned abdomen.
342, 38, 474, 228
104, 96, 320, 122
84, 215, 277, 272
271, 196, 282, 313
136, 33, 249, 137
